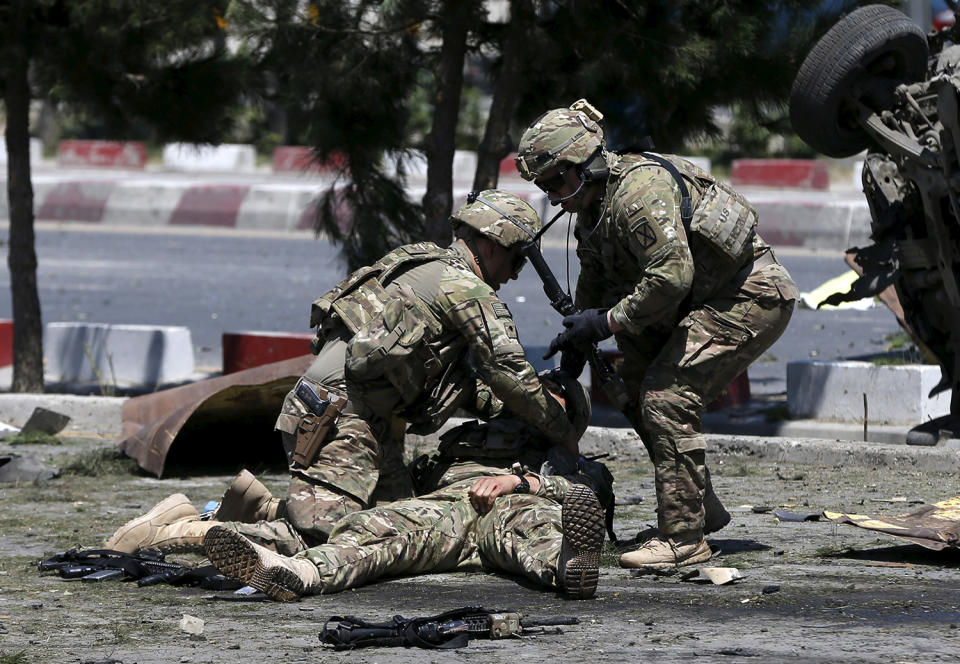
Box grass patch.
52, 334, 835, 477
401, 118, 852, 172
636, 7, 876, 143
871, 356, 914, 366
0, 652, 29, 664
5, 431, 62, 446
884, 331, 912, 351
61, 447, 139, 477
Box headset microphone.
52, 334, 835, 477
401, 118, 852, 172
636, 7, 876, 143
550, 170, 586, 206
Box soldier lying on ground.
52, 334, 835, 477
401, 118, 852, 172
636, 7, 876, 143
104, 190, 576, 556
516, 100, 799, 569
202, 373, 611, 601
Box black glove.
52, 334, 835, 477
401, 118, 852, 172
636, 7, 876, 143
559, 346, 587, 378
543, 309, 612, 359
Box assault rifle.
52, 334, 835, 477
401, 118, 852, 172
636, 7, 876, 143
521, 214, 630, 413
319, 606, 578, 650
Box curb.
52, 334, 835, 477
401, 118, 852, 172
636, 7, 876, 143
0, 394, 125, 437
0, 394, 954, 471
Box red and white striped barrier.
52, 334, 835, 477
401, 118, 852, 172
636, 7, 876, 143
57, 140, 147, 170
731, 159, 829, 190
0, 320, 12, 368
222, 331, 314, 374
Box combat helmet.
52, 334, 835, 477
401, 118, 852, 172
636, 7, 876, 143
516, 99, 606, 181
451, 189, 541, 249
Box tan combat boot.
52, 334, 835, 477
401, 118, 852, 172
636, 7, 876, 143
203, 525, 321, 601
557, 484, 605, 600
619, 534, 712, 569
213, 470, 282, 523
105, 493, 201, 553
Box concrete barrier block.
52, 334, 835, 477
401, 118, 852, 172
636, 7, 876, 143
787, 360, 951, 424
222, 331, 313, 374
453, 150, 478, 182
57, 140, 147, 169
272, 146, 345, 173
0, 320, 11, 367
753, 199, 872, 249
44, 323, 195, 387
0, 138, 43, 167
235, 185, 318, 231
162, 143, 257, 173
99, 181, 186, 226
731, 159, 829, 189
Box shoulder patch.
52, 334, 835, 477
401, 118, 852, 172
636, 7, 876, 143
632, 220, 658, 249
491, 301, 512, 319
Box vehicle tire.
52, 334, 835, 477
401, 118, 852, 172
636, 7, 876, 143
790, 4, 929, 158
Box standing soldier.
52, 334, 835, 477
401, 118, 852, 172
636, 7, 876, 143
104, 190, 576, 556
515, 100, 799, 569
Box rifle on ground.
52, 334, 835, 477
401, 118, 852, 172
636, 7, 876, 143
319, 606, 579, 650
37, 548, 240, 590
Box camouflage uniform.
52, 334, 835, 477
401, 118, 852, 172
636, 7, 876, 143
246, 192, 572, 549
516, 103, 798, 540
573, 152, 798, 537
290, 412, 600, 594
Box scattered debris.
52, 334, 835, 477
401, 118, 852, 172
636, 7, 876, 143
179, 614, 204, 636
751, 505, 774, 514
0, 420, 20, 441
679, 567, 743, 585
773, 509, 822, 522
0, 454, 60, 482
762, 585, 781, 594
21, 407, 71, 435
615, 494, 644, 505
824, 496, 960, 550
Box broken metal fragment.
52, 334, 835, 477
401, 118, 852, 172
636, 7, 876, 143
824, 496, 960, 550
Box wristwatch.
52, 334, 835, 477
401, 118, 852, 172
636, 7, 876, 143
511, 462, 530, 494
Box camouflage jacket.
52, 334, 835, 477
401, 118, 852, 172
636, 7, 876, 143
575, 152, 766, 335
310, 242, 572, 444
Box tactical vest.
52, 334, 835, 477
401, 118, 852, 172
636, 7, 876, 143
309, 242, 475, 429
308, 242, 458, 352
608, 153, 758, 303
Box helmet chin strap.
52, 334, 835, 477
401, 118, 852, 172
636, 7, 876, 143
550, 169, 586, 206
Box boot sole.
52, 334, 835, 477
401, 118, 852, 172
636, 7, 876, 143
203, 526, 302, 602
560, 485, 605, 600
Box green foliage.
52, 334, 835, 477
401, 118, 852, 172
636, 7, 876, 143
5, 431, 62, 446
62, 447, 140, 478
1, 0, 251, 144
0, 651, 28, 664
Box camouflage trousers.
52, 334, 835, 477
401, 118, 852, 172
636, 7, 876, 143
294, 476, 571, 595
618, 260, 798, 538
276, 392, 415, 546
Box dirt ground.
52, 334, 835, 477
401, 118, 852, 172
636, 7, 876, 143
1, 434, 959, 664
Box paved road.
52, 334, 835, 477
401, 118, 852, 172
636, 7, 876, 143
0, 223, 903, 392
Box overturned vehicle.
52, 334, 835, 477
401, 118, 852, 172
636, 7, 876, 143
790, 3, 960, 444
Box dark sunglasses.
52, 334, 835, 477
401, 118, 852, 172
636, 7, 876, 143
509, 250, 527, 273
534, 166, 569, 194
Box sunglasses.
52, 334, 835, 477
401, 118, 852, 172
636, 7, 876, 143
534, 166, 569, 194
509, 250, 527, 274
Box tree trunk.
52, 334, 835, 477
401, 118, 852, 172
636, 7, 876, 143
473, 0, 533, 192
4, 44, 44, 392
421, 0, 472, 246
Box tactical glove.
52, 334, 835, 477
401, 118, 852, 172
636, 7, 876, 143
559, 346, 587, 378
544, 309, 612, 359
